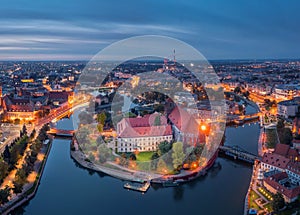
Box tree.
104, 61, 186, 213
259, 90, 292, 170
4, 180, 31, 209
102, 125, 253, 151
21, 124, 27, 136
30, 129, 36, 139
88, 153, 95, 162
0, 186, 11, 205
234, 86, 241, 94
3, 145, 10, 163
271, 192, 285, 212
78, 111, 93, 125
96, 136, 104, 145
76, 127, 90, 146
150, 152, 160, 170
243, 91, 250, 98
97, 112, 107, 125
278, 128, 293, 145
16, 168, 27, 182
97, 123, 104, 133
13, 178, 24, 194
158, 141, 172, 155
277, 119, 285, 129
97, 144, 111, 163
129, 153, 136, 161
0, 161, 9, 182
172, 142, 185, 170
157, 158, 168, 174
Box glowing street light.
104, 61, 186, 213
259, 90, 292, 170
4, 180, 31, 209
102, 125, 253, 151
200, 125, 207, 131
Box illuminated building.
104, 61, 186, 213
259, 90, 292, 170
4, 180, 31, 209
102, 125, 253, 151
116, 113, 172, 152
260, 144, 300, 202
277, 100, 298, 118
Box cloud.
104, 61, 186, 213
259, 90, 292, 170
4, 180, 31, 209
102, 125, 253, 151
0, 0, 299, 60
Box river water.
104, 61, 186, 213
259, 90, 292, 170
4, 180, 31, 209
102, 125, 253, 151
14, 116, 260, 215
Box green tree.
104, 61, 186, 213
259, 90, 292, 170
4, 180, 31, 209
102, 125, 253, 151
150, 152, 160, 170
98, 144, 111, 163
0, 186, 11, 205
76, 127, 90, 146
21, 124, 27, 136
78, 111, 93, 125
129, 153, 136, 161
158, 141, 172, 155
271, 192, 285, 212
97, 112, 107, 125
13, 178, 24, 194
0, 161, 9, 183
97, 123, 104, 133
88, 153, 95, 162
278, 128, 293, 145
3, 145, 10, 163
277, 119, 285, 129
234, 86, 241, 94
16, 168, 27, 182
157, 158, 168, 173
172, 142, 185, 170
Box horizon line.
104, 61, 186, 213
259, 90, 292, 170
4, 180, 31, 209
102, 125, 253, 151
0, 57, 299, 62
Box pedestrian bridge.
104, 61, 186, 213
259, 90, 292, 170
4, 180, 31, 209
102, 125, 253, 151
47, 128, 75, 137
219, 145, 260, 164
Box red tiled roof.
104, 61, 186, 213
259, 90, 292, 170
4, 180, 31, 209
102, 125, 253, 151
274, 144, 290, 157
287, 161, 300, 175
169, 106, 196, 132
49, 91, 69, 100
288, 149, 299, 156
264, 172, 300, 200
262, 153, 290, 169
119, 125, 172, 138
125, 113, 167, 128
118, 113, 171, 138
3, 96, 35, 112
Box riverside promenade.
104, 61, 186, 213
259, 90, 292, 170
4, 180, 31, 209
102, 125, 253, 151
71, 149, 162, 182
0, 141, 52, 215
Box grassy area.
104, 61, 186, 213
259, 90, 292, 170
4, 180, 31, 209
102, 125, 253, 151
265, 128, 278, 149
264, 203, 272, 213
258, 187, 273, 201
136, 152, 154, 162
249, 190, 261, 211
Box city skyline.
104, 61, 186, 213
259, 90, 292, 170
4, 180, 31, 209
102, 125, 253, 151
0, 0, 300, 60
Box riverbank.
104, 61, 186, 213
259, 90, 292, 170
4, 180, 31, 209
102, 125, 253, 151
70, 142, 218, 186
17, 115, 255, 215
0, 140, 52, 215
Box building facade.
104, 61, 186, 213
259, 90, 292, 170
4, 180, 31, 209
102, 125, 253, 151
116, 113, 173, 153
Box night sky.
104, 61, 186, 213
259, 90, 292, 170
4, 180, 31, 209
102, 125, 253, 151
0, 0, 299, 60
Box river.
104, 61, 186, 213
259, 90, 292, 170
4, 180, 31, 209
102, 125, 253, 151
13, 116, 260, 215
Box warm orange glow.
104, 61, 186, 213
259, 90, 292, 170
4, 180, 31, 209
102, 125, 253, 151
27, 171, 37, 183
37, 153, 44, 161
200, 125, 207, 131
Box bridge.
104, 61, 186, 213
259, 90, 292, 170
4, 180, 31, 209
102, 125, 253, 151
226, 113, 260, 125
47, 128, 75, 138
219, 145, 260, 164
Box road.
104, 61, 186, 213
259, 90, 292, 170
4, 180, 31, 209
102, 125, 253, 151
0, 100, 89, 154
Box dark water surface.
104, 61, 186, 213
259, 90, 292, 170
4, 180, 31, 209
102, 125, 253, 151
15, 117, 259, 215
